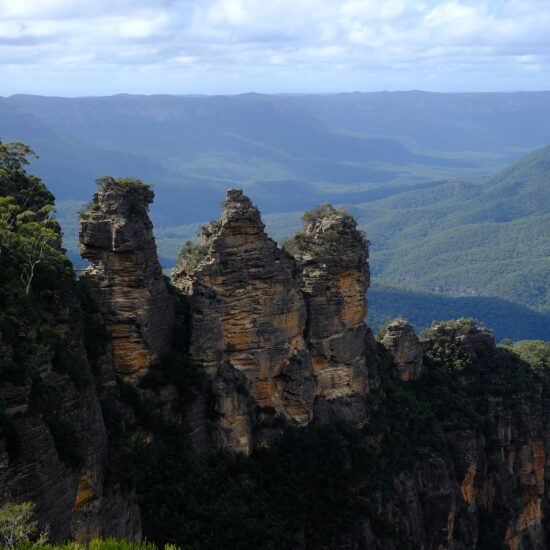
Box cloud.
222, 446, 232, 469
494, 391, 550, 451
0, 0, 549, 94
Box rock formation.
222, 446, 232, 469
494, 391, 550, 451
172, 190, 315, 453
285, 204, 371, 401
0, 279, 140, 543
172, 193, 375, 452
417, 321, 549, 549
79, 178, 175, 383
5, 172, 550, 549
380, 318, 424, 381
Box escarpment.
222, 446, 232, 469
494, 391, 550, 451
0, 178, 141, 543
79, 178, 176, 383
418, 321, 550, 550
0, 287, 141, 543
5, 164, 550, 550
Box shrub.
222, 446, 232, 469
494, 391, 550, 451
176, 241, 209, 272
95, 176, 151, 191
0, 501, 48, 548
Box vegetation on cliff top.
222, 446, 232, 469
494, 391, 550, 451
283, 202, 368, 258
95, 175, 151, 191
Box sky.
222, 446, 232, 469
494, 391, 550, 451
0, 0, 549, 96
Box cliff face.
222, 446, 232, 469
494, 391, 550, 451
285, 204, 372, 423
172, 190, 316, 453
79, 180, 176, 383
419, 322, 550, 550
0, 275, 140, 543
380, 318, 424, 381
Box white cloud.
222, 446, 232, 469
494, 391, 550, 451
0, 0, 549, 94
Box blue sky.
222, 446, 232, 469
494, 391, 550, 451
0, 0, 549, 96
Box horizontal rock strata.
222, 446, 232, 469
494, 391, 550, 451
79, 180, 175, 383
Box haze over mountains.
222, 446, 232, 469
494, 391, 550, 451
1, 91, 549, 340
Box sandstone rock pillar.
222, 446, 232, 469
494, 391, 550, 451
79, 178, 175, 383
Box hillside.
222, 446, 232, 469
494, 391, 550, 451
361, 146, 550, 319
368, 284, 550, 341
3, 91, 548, 225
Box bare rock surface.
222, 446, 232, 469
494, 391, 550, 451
79, 180, 175, 383
380, 318, 424, 381
0, 287, 140, 543
173, 190, 315, 453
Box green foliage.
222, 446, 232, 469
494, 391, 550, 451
95, 176, 151, 191
284, 203, 368, 258
0, 501, 48, 549
410, 323, 541, 437
175, 219, 221, 273
0, 142, 90, 481
301, 202, 344, 225
512, 340, 550, 372
14, 538, 178, 550
360, 147, 550, 316
176, 240, 209, 272
419, 321, 479, 371
0, 140, 75, 391
134, 424, 403, 550
365, 381, 448, 470
423, 317, 480, 336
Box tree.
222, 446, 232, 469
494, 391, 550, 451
17, 219, 60, 295
0, 139, 63, 294
513, 340, 550, 373
0, 502, 49, 548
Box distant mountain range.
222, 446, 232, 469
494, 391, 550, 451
1, 91, 549, 339
356, 145, 550, 313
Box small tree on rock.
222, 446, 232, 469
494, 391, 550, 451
0, 501, 49, 548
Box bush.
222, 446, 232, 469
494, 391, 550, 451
95, 176, 151, 191
176, 241, 209, 272
0, 501, 48, 548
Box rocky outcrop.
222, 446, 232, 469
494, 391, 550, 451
7, 176, 550, 550
418, 322, 549, 549
79, 179, 175, 383
172, 190, 315, 453
380, 318, 423, 381
172, 193, 375, 452
0, 286, 140, 543
285, 204, 371, 423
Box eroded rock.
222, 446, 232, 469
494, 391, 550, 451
79, 179, 175, 383
380, 318, 424, 381
172, 189, 315, 453
285, 204, 371, 423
